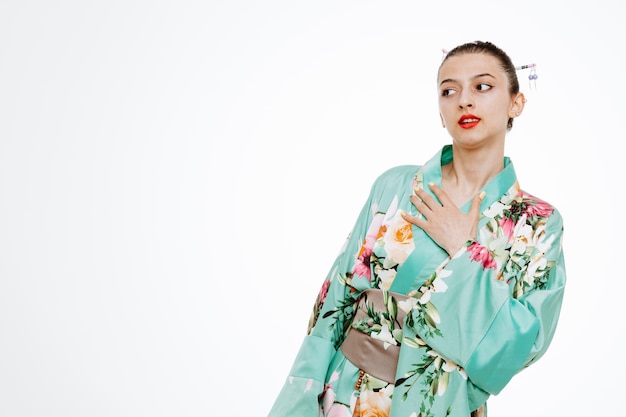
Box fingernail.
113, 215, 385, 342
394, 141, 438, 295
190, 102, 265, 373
479, 191, 486, 200
428, 181, 435, 187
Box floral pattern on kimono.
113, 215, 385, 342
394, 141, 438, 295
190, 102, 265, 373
267, 145, 566, 417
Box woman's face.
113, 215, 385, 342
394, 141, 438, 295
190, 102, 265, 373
437, 52, 522, 149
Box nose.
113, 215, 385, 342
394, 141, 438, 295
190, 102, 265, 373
458, 89, 474, 109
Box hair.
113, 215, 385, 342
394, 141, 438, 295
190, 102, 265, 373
439, 41, 519, 130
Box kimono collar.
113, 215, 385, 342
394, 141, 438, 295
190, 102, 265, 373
422, 144, 517, 213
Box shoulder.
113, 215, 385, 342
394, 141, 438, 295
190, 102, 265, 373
361, 165, 421, 208
371, 165, 422, 190
519, 189, 564, 230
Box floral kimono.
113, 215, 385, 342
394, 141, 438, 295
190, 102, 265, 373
267, 145, 566, 417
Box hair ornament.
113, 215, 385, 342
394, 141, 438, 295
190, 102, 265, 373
515, 63, 538, 90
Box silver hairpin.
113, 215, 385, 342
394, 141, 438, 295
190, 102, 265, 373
515, 63, 538, 90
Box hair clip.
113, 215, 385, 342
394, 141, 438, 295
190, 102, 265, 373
515, 63, 538, 90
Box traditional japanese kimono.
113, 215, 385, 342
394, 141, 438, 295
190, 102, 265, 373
268, 145, 566, 417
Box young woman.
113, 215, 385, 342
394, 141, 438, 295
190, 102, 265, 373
267, 41, 566, 417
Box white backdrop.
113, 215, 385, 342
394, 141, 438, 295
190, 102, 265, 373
0, 1, 622, 416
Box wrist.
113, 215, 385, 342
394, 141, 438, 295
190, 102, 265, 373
446, 237, 474, 256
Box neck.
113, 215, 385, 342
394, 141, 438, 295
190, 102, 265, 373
441, 145, 505, 204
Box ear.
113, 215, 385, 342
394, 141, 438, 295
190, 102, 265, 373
508, 92, 526, 118
439, 112, 446, 128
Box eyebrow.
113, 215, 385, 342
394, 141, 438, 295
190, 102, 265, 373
439, 73, 496, 87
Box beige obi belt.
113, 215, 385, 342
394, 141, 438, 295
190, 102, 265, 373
340, 288, 410, 384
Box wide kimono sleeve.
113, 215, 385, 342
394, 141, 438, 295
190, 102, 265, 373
267, 170, 403, 417
413, 206, 566, 398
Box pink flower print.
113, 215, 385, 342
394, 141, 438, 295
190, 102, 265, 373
353, 245, 373, 280
326, 404, 351, 417
521, 192, 554, 218
498, 216, 516, 241
316, 279, 331, 306
321, 382, 352, 417
352, 213, 385, 281
466, 241, 497, 270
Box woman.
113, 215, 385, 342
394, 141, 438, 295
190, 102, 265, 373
267, 41, 566, 417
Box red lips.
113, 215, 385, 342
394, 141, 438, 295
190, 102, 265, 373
458, 114, 481, 129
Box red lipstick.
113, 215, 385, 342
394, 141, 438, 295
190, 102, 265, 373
458, 114, 481, 129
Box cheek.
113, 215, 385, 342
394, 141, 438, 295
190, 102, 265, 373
438, 101, 454, 120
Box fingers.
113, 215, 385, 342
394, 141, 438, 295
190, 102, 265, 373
413, 186, 440, 211
410, 194, 431, 218
469, 190, 486, 217
412, 183, 485, 218
401, 210, 425, 228
426, 182, 453, 207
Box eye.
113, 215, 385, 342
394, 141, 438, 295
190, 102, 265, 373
476, 83, 492, 91
441, 88, 456, 97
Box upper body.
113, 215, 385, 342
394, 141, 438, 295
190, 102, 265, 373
268, 41, 566, 417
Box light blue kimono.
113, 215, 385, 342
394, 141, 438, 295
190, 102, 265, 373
268, 145, 566, 417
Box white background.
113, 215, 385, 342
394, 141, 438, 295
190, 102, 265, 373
0, 1, 622, 416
